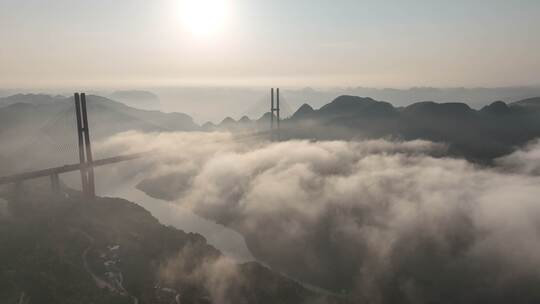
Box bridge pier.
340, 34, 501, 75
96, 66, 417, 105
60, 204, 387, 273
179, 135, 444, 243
50, 174, 60, 194
13, 181, 23, 201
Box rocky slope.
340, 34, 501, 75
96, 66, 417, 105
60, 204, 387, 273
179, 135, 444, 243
0, 183, 343, 304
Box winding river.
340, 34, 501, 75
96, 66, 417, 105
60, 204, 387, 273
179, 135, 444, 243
96, 173, 254, 263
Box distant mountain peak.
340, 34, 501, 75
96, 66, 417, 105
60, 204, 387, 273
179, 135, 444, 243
220, 117, 236, 125
202, 121, 216, 127
319, 95, 394, 117
297, 103, 314, 111
292, 103, 314, 119
480, 101, 511, 115
320, 95, 370, 110
238, 116, 252, 123
257, 112, 274, 122
201, 121, 217, 131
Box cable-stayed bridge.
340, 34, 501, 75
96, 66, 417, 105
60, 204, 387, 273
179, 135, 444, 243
0, 89, 282, 198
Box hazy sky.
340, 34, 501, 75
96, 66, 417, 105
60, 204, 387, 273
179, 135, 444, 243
1, 0, 539, 89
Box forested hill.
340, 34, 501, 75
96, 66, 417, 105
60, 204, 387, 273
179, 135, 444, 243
0, 182, 345, 304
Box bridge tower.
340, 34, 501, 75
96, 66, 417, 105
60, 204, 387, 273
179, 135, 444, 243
270, 88, 281, 139
74, 93, 95, 198
0, 93, 147, 200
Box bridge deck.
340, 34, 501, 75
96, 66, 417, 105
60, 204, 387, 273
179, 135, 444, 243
0, 152, 149, 185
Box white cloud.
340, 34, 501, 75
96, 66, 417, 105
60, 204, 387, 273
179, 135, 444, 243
96, 131, 540, 302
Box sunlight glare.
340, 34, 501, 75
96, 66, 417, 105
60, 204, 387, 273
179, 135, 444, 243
181, 0, 232, 39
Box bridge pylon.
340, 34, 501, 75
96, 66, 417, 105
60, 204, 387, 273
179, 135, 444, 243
74, 93, 95, 198
270, 88, 281, 140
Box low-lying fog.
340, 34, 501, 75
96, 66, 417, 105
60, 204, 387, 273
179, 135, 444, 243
3, 130, 540, 302
87, 131, 540, 302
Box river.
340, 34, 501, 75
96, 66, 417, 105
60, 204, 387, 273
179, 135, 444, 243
87, 170, 255, 263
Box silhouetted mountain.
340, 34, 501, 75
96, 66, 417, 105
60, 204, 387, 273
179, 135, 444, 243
257, 112, 273, 122
480, 101, 512, 115
0, 95, 197, 140
291, 103, 314, 119
109, 90, 160, 110
88, 95, 196, 133
123, 86, 540, 123
238, 116, 252, 124
210, 113, 274, 132
277, 86, 540, 111
201, 121, 217, 132
0, 94, 199, 174
214, 116, 259, 133
220, 117, 236, 126
318, 95, 396, 118
264, 95, 540, 162
0, 93, 66, 108
215, 117, 236, 130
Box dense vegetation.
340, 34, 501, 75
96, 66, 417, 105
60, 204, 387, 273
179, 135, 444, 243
0, 182, 340, 304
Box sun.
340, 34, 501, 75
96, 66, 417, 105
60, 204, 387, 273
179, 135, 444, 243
180, 0, 232, 39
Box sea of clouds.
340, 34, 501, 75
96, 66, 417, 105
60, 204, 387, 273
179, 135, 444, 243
95, 131, 540, 303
